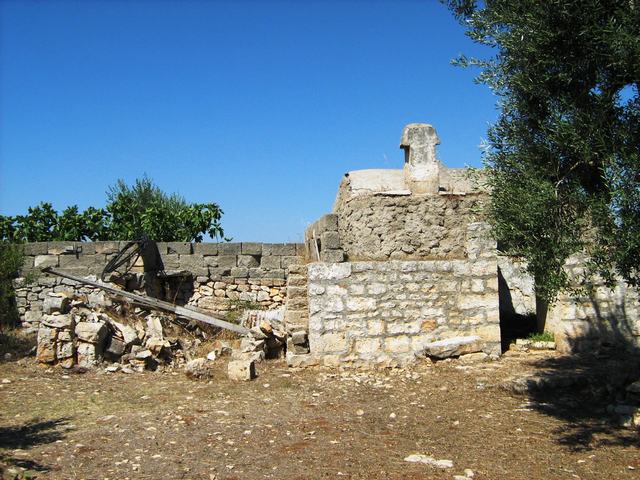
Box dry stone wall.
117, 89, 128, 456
334, 193, 486, 261
15, 241, 305, 330
304, 222, 501, 367
498, 255, 640, 353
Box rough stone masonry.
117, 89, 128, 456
298, 124, 502, 367
14, 123, 640, 370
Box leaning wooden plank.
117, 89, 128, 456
42, 267, 249, 335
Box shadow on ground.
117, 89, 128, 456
514, 299, 640, 451
0, 331, 36, 364
0, 418, 71, 473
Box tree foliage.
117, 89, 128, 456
0, 177, 225, 243
446, 0, 640, 302
0, 243, 26, 326
105, 177, 224, 242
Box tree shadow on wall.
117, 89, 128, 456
0, 417, 71, 473
512, 294, 640, 451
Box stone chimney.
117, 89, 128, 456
400, 123, 440, 194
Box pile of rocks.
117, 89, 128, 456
36, 292, 185, 372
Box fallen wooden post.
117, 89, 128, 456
42, 267, 250, 335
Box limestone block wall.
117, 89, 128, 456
303, 214, 345, 263
334, 193, 486, 261
498, 255, 640, 352
305, 222, 501, 367
15, 241, 305, 330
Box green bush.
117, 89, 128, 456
0, 176, 225, 243
0, 243, 26, 328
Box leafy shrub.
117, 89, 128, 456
0, 176, 225, 243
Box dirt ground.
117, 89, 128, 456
0, 337, 639, 480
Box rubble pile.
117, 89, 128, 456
35, 292, 309, 380
35, 292, 213, 373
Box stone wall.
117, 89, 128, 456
334, 193, 486, 261
304, 223, 501, 367
498, 255, 640, 353
20, 241, 305, 278
303, 214, 345, 263
15, 241, 305, 331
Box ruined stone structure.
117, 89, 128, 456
15, 241, 305, 332
296, 124, 501, 367
14, 123, 640, 370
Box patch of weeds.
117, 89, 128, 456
224, 299, 265, 324
526, 331, 554, 342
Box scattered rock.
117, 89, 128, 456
423, 336, 482, 360
185, 358, 214, 380
404, 454, 453, 469
228, 359, 256, 381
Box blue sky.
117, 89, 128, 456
0, 0, 497, 242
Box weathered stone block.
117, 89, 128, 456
282, 256, 303, 269
423, 336, 482, 359
320, 249, 345, 263
94, 241, 120, 254
230, 267, 249, 278
346, 297, 376, 312
193, 243, 219, 255
310, 332, 348, 353
262, 269, 285, 280
263, 243, 297, 256
286, 286, 308, 300
77, 341, 102, 367
41, 313, 74, 329
36, 327, 57, 363
105, 337, 126, 357
308, 263, 351, 280
260, 255, 281, 269
320, 231, 341, 250
317, 214, 339, 232
59, 254, 102, 269
291, 331, 308, 345
286, 351, 319, 367
34, 255, 59, 269
227, 359, 256, 381
186, 358, 215, 379
56, 341, 74, 359
237, 255, 260, 268
24, 242, 48, 256
241, 242, 263, 255
287, 274, 307, 287
167, 242, 192, 254
75, 321, 108, 344
42, 296, 70, 315
23, 309, 42, 325
48, 241, 76, 255
215, 255, 237, 269
218, 243, 241, 256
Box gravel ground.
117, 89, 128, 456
0, 345, 638, 480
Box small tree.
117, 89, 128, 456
105, 176, 225, 242
446, 0, 640, 303
0, 176, 226, 243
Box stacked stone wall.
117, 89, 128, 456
498, 255, 640, 352
334, 193, 486, 261
304, 222, 501, 367
15, 241, 305, 330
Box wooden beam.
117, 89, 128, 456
42, 267, 249, 335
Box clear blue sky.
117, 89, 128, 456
0, 0, 497, 242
